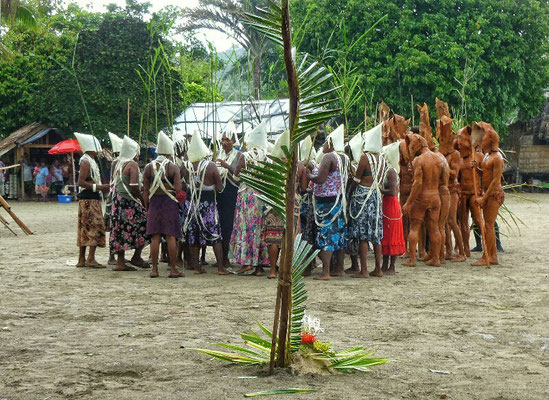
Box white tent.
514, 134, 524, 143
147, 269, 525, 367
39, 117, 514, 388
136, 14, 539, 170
172, 99, 290, 142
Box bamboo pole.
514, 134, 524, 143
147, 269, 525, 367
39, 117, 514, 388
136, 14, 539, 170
71, 152, 77, 198
0, 164, 20, 171
127, 98, 131, 137
0, 213, 17, 236
0, 195, 32, 235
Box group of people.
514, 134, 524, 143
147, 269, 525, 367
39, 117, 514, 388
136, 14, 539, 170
0, 155, 72, 200
74, 98, 504, 279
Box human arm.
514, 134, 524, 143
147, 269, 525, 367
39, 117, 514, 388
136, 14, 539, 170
381, 168, 397, 196
308, 153, 332, 184
172, 163, 182, 195
211, 162, 225, 192
403, 158, 423, 214
232, 153, 245, 177
128, 162, 144, 204
77, 160, 108, 192
143, 165, 151, 210
477, 155, 503, 207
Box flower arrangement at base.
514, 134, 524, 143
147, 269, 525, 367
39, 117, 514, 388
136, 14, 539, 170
191, 235, 388, 374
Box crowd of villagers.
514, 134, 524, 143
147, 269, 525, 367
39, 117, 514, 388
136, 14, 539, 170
72, 98, 505, 280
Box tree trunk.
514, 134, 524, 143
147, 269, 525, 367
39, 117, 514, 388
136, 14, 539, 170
273, 0, 299, 370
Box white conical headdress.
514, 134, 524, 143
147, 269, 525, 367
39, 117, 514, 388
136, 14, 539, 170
156, 130, 174, 156
119, 136, 139, 162
381, 140, 401, 174
363, 123, 383, 153
315, 146, 324, 164
222, 119, 240, 146
75, 132, 102, 153
299, 136, 313, 162
188, 130, 212, 163
326, 125, 345, 153
108, 132, 123, 154
271, 130, 290, 159
348, 132, 364, 163
246, 121, 269, 150
173, 130, 188, 155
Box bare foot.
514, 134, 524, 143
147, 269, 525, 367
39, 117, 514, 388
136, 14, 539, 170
251, 268, 263, 276
238, 266, 253, 274
385, 268, 396, 276
426, 259, 441, 267
267, 273, 276, 279
76, 260, 85, 268
402, 259, 416, 267
217, 268, 230, 275
451, 255, 467, 262
330, 271, 345, 277
194, 268, 207, 274
314, 274, 331, 280
351, 273, 369, 278
345, 267, 359, 274
420, 254, 431, 262
369, 270, 383, 277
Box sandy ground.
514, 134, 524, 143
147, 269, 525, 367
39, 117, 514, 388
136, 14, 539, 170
0, 193, 548, 400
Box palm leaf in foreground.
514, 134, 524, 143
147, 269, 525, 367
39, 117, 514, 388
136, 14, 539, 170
244, 388, 317, 397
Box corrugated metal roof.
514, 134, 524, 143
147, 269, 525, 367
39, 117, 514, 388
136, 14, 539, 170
172, 99, 290, 141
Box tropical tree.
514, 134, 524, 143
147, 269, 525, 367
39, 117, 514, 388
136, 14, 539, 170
0, 0, 37, 58
181, 0, 271, 99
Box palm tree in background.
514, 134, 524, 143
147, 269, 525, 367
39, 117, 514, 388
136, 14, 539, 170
1, 0, 38, 58
181, 0, 269, 99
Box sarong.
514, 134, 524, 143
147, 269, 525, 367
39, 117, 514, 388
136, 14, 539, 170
262, 209, 285, 245
146, 195, 182, 238
109, 193, 149, 253
217, 183, 238, 249
178, 202, 187, 243
229, 186, 269, 266
300, 194, 316, 246
77, 199, 106, 247
315, 197, 346, 252
381, 195, 405, 256
348, 185, 383, 244
184, 192, 222, 246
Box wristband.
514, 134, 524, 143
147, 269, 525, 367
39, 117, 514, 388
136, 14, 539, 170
92, 184, 97, 192
353, 176, 361, 183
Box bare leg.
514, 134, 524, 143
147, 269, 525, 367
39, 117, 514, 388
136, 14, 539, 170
77, 246, 86, 267
458, 195, 471, 257
425, 209, 442, 267
166, 235, 182, 276
177, 242, 184, 267
213, 242, 229, 275
267, 244, 279, 278
150, 234, 161, 277
369, 243, 383, 277
382, 255, 389, 272
190, 245, 204, 274
403, 218, 422, 267
448, 192, 466, 262
200, 245, 207, 265
352, 241, 369, 278
335, 249, 345, 276
386, 255, 397, 275
183, 243, 192, 270
85, 246, 103, 267
314, 250, 332, 280
473, 198, 500, 266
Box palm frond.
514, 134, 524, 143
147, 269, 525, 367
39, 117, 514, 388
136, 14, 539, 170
239, 155, 289, 221
290, 234, 319, 352
244, 388, 317, 397
14, 5, 37, 28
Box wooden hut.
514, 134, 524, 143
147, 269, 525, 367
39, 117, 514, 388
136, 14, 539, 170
504, 89, 549, 185
0, 124, 65, 199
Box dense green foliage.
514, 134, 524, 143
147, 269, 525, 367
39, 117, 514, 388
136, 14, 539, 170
0, 1, 216, 142
291, 0, 549, 133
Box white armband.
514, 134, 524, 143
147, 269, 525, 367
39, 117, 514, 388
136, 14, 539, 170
92, 184, 97, 192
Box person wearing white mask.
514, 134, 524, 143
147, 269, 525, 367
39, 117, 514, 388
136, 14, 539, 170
74, 132, 109, 268
143, 131, 183, 278
307, 125, 350, 280
229, 121, 270, 275
216, 120, 244, 270
182, 130, 228, 275
106, 132, 124, 266
109, 136, 150, 271
348, 123, 388, 278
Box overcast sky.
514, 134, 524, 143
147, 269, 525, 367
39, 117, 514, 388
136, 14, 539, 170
70, 0, 238, 51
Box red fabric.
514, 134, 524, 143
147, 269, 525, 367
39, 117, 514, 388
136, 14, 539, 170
381, 195, 405, 256
176, 191, 186, 204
